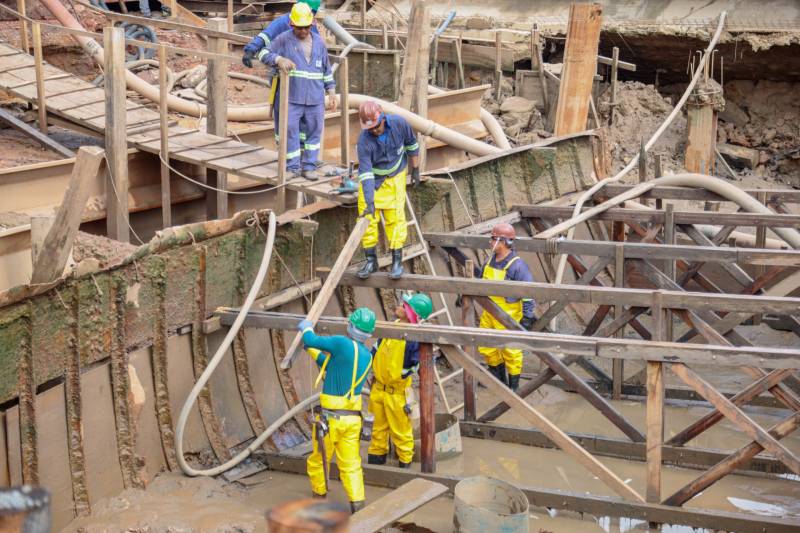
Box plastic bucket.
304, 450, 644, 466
413, 412, 463, 461
453, 476, 529, 533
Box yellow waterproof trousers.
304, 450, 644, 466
367, 381, 414, 463
478, 310, 524, 376
307, 413, 365, 502
357, 170, 407, 250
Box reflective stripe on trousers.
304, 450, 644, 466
357, 169, 408, 249
478, 256, 524, 376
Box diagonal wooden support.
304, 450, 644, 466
663, 412, 800, 507
280, 217, 369, 369
438, 344, 645, 502
350, 479, 448, 533
670, 363, 800, 476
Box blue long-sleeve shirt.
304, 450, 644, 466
479, 251, 536, 319
264, 31, 335, 106
357, 114, 419, 207
302, 329, 372, 398
243, 14, 319, 62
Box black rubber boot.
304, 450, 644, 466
311, 492, 326, 499
350, 500, 366, 514
389, 248, 404, 279
367, 453, 387, 465
398, 461, 412, 469
357, 247, 379, 279
508, 374, 520, 392
488, 363, 507, 386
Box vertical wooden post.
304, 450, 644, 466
664, 203, 675, 342
206, 18, 229, 220
276, 69, 290, 213
494, 31, 502, 98
646, 291, 665, 504
30, 215, 55, 267
553, 3, 603, 136
753, 191, 767, 325
419, 342, 436, 473
227, 0, 234, 31
531, 23, 548, 109
653, 153, 663, 178
612, 224, 625, 400
609, 46, 619, 125
104, 26, 129, 243
17, 0, 29, 53
455, 33, 465, 90
462, 259, 477, 421
381, 23, 388, 49
360, 0, 366, 29
638, 139, 647, 184
31, 22, 47, 135
430, 35, 439, 86
158, 44, 171, 229
339, 56, 350, 168
396, 0, 430, 168
685, 65, 718, 175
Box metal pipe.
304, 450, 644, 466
431, 10, 456, 43
428, 85, 511, 150
322, 15, 375, 49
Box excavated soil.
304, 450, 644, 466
72, 231, 138, 267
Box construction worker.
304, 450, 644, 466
367, 292, 433, 468
241, 0, 321, 69
477, 223, 535, 392
356, 101, 421, 280
263, 2, 337, 180
299, 307, 375, 514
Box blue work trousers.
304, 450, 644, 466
274, 97, 324, 173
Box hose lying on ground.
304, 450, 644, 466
174, 211, 319, 477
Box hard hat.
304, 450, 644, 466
303, 0, 322, 12
359, 100, 383, 129
290, 2, 314, 26
403, 293, 433, 320
491, 222, 516, 243
349, 307, 376, 334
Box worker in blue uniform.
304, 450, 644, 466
299, 307, 375, 514
478, 222, 536, 392
241, 0, 321, 69
262, 2, 336, 180
355, 100, 421, 280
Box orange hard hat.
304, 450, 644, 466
359, 100, 383, 129
491, 222, 516, 241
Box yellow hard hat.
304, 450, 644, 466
290, 2, 314, 27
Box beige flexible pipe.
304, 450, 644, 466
39, 0, 499, 156
428, 85, 511, 150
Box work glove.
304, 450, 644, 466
360, 203, 375, 218
276, 56, 296, 73
410, 166, 421, 187
242, 49, 255, 68
298, 319, 314, 332
520, 316, 535, 331
454, 294, 463, 308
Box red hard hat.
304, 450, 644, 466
359, 100, 383, 129
491, 222, 516, 240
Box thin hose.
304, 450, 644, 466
543, 12, 728, 288
175, 212, 316, 477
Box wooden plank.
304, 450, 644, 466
461, 259, 477, 421
646, 292, 664, 503
31, 22, 46, 134
419, 343, 435, 473
205, 18, 228, 221
276, 69, 289, 213
350, 478, 447, 532
0, 107, 74, 158
553, 3, 602, 136
339, 56, 350, 167
104, 26, 129, 243
279, 217, 370, 369
158, 45, 171, 229
30, 147, 105, 284
397, 0, 430, 111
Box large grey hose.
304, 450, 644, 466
428, 85, 511, 150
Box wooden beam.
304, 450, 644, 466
279, 217, 369, 369
397, 0, 430, 111
419, 343, 435, 473
104, 26, 129, 243
158, 44, 171, 229
599, 184, 800, 204
17, 0, 28, 52
684, 83, 718, 175
0, 107, 74, 158
31, 22, 47, 135
350, 478, 447, 533
646, 292, 665, 503
553, 3, 603, 136
205, 18, 228, 220
233, 311, 800, 370
461, 259, 477, 421
338, 56, 350, 168
31, 146, 105, 284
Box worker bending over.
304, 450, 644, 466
356, 101, 421, 280
241, 0, 320, 70
299, 308, 375, 513
478, 223, 535, 392
263, 2, 337, 181
367, 292, 433, 468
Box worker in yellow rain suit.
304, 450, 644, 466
367, 292, 433, 468
478, 223, 536, 392
298, 307, 375, 513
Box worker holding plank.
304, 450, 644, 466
355, 100, 421, 280
299, 307, 375, 514
477, 223, 536, 392
367, 292, 433, 468
262, 2, 337, 181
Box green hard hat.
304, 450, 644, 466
349, 307, 376, 333
300, 0, 321, 12
403, 293, 433, 320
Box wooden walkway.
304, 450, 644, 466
0, 40, 353, 204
